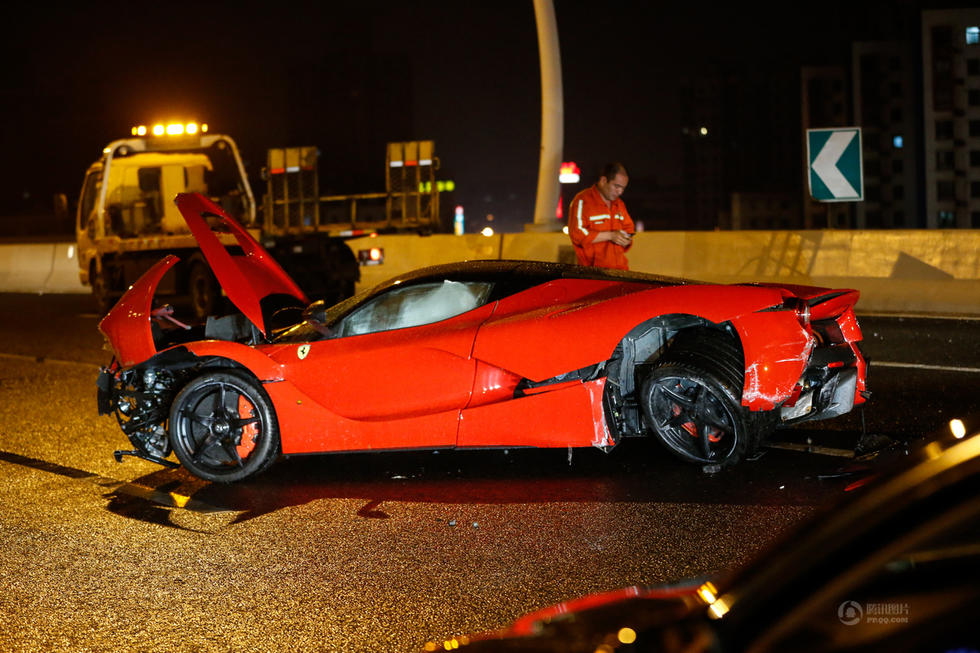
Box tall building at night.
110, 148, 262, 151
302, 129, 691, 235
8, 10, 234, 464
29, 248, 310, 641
922, 8, 980, 228
679, 66, 799, 230
679, 76, 726, 230
851, 40, 921, 228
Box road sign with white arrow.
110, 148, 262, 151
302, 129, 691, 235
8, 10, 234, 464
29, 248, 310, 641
807, 127, 863, 202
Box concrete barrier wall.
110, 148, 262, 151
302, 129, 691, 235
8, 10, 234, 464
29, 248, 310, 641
3, 231, 979, 314
350, 229, 980, 315
0, 242, 86, 294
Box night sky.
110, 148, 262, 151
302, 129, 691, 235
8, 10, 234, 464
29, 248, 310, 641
0, 0, 968, 232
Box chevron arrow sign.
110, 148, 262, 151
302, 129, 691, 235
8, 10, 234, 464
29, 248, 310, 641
807, 127, 863, 202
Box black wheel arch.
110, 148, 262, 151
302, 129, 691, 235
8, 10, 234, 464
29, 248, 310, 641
126, 348, 269, 406
603, 315, 746, 438
608, 315, 743, 398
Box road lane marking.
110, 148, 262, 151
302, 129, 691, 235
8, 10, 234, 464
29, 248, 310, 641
0, 351, 100, 368
873, 361, 980, 374
857, 312, 980, 321
0, 448, 232, 514
766, 442, 855, 458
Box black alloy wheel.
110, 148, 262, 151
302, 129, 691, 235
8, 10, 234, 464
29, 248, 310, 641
641, 362, 749, 466
169, 371, 280, 482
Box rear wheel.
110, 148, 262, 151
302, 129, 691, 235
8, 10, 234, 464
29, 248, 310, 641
641, 362, 749, 466
169, 371, 280, 483
640, 328, 767, 467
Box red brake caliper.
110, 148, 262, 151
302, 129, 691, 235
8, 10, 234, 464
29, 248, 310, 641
236, 395, 258, 458
672, 403, 699, 438
672, 394, 723, 442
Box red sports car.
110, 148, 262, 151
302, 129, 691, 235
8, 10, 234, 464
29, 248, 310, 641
97, 193, 868, 482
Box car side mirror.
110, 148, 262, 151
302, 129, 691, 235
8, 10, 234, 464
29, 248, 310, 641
302, 299, 329, 325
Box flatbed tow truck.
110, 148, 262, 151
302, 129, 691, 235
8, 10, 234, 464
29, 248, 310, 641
75, 122, 359, 316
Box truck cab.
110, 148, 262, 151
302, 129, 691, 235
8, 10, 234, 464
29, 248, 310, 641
76, 124, 256, 315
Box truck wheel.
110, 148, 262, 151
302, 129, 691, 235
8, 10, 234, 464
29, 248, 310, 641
91, 263, 113, 315
188, 262, 217, 319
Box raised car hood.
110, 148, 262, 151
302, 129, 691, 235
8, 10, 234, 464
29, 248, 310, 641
175, 192, 308, 334
99, 193, 308, 367
99, 255, 180, 368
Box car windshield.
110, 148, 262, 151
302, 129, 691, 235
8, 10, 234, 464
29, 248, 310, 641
271, 280, 493, 343
333, 280, 493, 337
271, 290, 368, 343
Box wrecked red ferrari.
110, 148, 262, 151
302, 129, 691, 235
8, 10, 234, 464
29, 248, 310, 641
97, 192, 868, 482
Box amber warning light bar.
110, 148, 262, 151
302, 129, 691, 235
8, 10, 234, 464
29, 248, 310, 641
131, 122, 209, 137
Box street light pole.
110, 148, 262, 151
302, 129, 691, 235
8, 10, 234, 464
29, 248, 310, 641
531, 0, 563, 229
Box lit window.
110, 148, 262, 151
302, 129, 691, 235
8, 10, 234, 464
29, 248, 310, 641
893, 135, 904, 148
967, 26, 979, 45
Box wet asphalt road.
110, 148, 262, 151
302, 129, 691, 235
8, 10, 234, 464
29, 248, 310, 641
0, 293, 977, 651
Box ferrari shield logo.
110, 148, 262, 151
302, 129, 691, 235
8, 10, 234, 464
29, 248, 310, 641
297, 344, 311, 360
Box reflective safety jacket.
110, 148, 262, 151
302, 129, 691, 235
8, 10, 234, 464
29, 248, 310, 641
567, 184, 635, 269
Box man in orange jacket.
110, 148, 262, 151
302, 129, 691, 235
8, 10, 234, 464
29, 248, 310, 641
567, 162, 635, 269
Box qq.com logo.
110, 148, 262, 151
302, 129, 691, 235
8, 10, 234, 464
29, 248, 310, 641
838, 600, 864, 625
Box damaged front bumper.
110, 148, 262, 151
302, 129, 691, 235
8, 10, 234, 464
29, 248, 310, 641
97, 363, 180, 468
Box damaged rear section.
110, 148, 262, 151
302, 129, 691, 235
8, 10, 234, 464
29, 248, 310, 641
599, 285, 867, 467
778, 298, 867, 424
732, 287, 866, 413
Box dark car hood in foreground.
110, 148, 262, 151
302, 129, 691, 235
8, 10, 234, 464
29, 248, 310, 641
442, 419, 980, 652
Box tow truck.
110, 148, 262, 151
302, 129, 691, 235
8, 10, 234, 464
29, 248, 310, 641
75, 122, 359, 316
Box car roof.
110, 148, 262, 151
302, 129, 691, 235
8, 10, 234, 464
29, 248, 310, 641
377, 260, 692, 295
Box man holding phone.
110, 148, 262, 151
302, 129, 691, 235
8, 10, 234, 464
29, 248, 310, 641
567, 162, 635, 270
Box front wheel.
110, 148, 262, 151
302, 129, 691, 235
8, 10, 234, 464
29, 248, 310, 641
169, 371, 281, 483
640, 361, 749, 467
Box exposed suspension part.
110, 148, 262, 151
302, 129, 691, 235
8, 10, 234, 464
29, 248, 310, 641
98, 364, 182, 467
